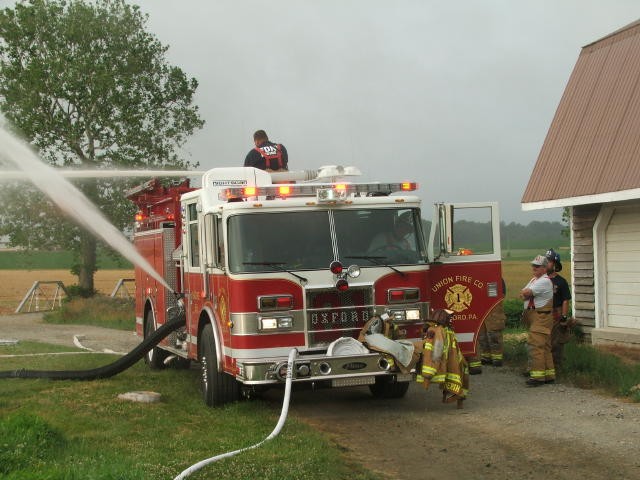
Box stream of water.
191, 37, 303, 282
0, 126, 173, 292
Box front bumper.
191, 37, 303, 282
236, 352, 414, 386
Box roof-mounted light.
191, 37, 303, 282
401, 182, 417, 191
278, 185, 291, 196
218, 181, 419, 202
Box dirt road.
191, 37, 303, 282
2, 314, 639, 479
0, 312, 139, 353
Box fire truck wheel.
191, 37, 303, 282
369, 376, 410, 399
144, 311, 168, 369
199, 323, 239, 407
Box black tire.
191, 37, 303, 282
199, 323, 239, 407
172, 357, 192, 369
144, 310, 168, 369
369, 376, 410, 399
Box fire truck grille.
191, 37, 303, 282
306, 286, 374, 348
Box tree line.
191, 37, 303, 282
422, 219, 569, 250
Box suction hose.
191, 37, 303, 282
0, 310, 186, 380
173, 348, 298, 480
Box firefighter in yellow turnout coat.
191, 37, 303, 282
416, 309, 469, 407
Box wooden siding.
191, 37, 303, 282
605, 206, 640, 329
572, 204, 600, 330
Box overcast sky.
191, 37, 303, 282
5, 1, 640, 223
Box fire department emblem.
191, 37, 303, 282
218, 294, 228, 322
444, 284, 473, 313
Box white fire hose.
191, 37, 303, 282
173, 348, 298, 480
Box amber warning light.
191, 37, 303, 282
219, 181, 419, 201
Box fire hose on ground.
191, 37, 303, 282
173, 348, 298, 480
0, 303, 298, 480
0, 310, 186, 380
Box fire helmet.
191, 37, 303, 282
545, 248, 563, 272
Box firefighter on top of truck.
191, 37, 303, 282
244, 129, 288, 171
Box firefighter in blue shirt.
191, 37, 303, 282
545, 248, 572, 369
244, 130, 288, 171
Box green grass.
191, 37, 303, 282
0, 340, 82, 355
503, 328, 528, 365
0, 350, 380, 480
43, 296, 135, 331
562, 342, 640, 401
0, 250, 132, 270
502, 330, 640, 402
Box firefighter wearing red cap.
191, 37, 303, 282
545, 248, 572, 369
416, 308, 469, 407
520, 255, 554, 386
244, 129, 288, 171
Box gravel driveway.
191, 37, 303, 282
2, 313, 639, 479
0, 312, 139, 353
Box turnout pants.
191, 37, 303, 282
526, 301, 555, 382
478, 303, 505, 363
551, 309, 572, 369
470, 302, 506, 368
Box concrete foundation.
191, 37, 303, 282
591, 327, 640, 349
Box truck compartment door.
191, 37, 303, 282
427, 202, 503, 356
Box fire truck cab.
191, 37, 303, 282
127, 166, 502, 407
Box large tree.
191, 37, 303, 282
0, 0, 204, 291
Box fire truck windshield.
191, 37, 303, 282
227, 208, 427, 273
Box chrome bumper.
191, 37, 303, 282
236, 352, 414, 386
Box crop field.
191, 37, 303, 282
503, 260, 572, 300
0, 269, 134, 315
0, 258, 571, 315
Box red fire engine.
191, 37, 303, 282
126, 166, 503, 406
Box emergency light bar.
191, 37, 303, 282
219, 182, 417, 202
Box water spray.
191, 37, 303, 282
0, 126, 172, 292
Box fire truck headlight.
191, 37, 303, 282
406, 309, 421, 321
259, 318, 278, 330
259, 316, 293, 330
277, 317, 293, 329
347, 264, 361, 278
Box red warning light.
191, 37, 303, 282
335, 278, 349, 292
278, 185, 291, 195
244, 186, 257, 196
329, 261, 343, 274
401, 182, 417, 191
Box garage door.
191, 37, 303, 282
605, 205, 640, 329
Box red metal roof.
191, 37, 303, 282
522, 19, 640, 207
